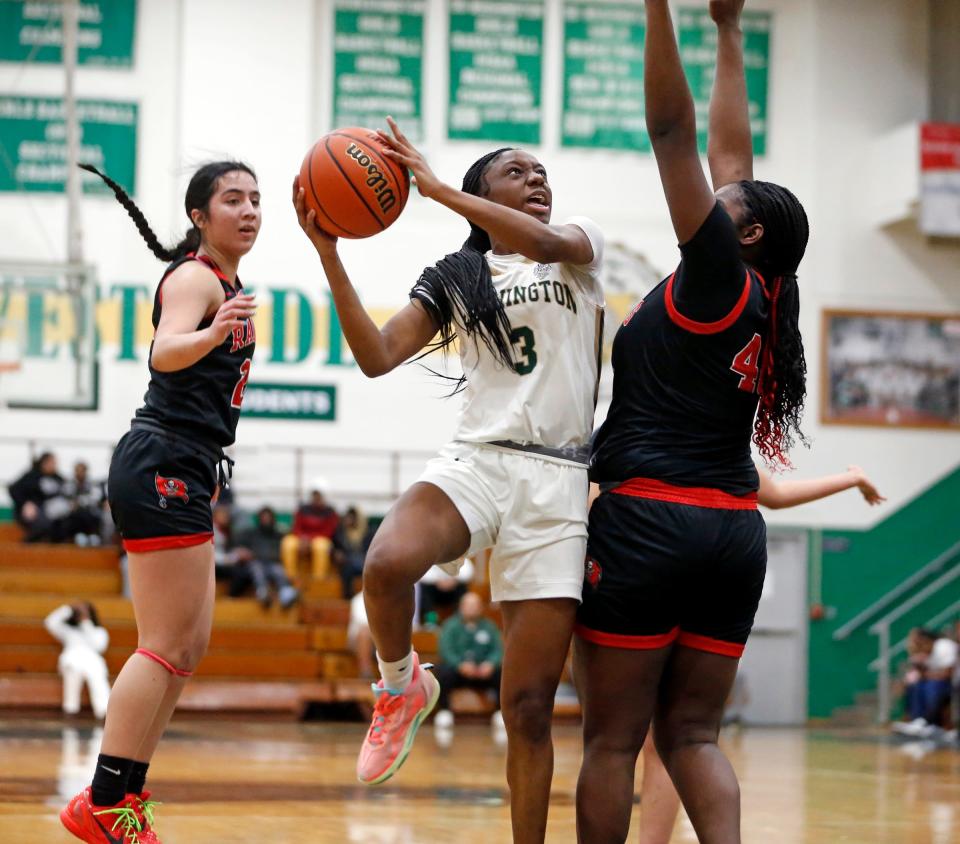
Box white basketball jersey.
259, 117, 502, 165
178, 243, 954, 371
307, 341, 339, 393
452, 217, 605, 451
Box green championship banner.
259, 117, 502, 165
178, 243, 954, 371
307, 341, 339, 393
0, 95, 137, 193
561, 1, 647, 152
243, 383, 337, 422
678, 7, 770, 155
448, 0, 544, 144
333, 0, 424, 142
0, 0, 137, 67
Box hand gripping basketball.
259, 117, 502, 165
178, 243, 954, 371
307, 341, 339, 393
376, 116, 441, 200
293, 175, 338, 257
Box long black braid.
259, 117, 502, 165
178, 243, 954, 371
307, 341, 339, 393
410, 149, 518, 387
79, 161, 257, 262
738, 179, 810, 468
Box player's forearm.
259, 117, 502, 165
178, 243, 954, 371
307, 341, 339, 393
318, 251, 396, 377
644, 0, 698, 143
430, 183, 570, 263
762, 472, 859, 510
708, 22, 753, 188
151, 328, 219, 373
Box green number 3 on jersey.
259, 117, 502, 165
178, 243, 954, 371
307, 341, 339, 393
510, 326, 538, 375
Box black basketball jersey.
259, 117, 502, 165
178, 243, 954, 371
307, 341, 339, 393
135, 254, 256, 449
590, 204, 770, 495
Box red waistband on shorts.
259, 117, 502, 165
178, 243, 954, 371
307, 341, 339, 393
123, 532, 214, 553
611, 478, 758, 510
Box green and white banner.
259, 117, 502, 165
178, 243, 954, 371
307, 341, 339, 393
678, 7, 770, 156
0, 0, 137, 67
244, 383, 337, 422
333, 0, 424, 142
448, 0, 544, 144
561, 1, 647, 152
0, 95, 137, 194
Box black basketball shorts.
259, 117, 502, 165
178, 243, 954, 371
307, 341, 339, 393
576, 478, 767, 658
108, 424, 219, 553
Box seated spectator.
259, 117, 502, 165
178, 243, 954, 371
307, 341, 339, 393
9, 451, 70, 543
63, 461, 105, 546
44, 603, 111, 719
896, 627, 958, 734
212, 505, 245, 595
233, 506, 300, 609
281, 479, 339, 582
332, 506, 373, 599
418, 556, 476, 627
433, 592, 502, 731
347, 591, 375, 679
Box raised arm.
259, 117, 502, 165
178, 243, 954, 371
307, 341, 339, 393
378, 117, 593, 266
757, 464, 886, 510
293, 178, 438, 378
707, 0, 753, 189
644, 0, 717, 244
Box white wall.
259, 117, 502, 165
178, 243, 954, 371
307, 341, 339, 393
0, 0, 957, 522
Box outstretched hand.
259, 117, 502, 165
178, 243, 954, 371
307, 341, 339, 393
292, 175, 338, 258
848, 466, 886, 507
376, 116, 442, 200
709, 0, 745, 26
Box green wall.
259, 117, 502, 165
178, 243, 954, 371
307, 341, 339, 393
808, 465, 960, 718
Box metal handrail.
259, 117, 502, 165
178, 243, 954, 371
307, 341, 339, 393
868, 562, 960, 633
869, 596, 960, 671
833, 538, 960, 640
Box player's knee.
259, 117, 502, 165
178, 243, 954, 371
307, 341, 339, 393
362, 544, 418, 595
653, 717, 719, 763
138, 631, 208, 674
502, 686, 554, 744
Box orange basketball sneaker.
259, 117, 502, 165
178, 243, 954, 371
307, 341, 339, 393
356, 652, 440, 784
60, 787, 147, 843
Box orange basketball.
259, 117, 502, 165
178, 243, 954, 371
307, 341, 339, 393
299, 127, 410, 239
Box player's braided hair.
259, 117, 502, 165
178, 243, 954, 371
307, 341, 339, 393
79, 161, 257, 262
738, 179, 810, 468
410, 149, 517, 387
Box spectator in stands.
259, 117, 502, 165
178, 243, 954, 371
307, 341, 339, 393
347, 590, 375, 679
281, 478, 339, 582
433, 592, 503, 732
332, 505, 372, 599
895, 627, 958, 735
44, 603, 111, 719
233, 506, 300, 609
63, 461, 105, 546
212, 504, 246, 596
418, 557, 476, 627
9, 451, 69, 543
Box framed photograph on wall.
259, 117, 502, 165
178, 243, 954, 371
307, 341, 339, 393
822, 309, 960, 429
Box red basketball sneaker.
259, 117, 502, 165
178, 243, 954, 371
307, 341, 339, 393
129, 792, 162, 843
60, 787, 145, 843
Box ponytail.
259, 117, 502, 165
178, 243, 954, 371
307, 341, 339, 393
79, 158, 256, 263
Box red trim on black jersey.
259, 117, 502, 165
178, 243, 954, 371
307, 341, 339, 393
665, 270, 752, 335
574, 624, 680, 650
123, 532, 214, 552
611, 477, 758, 510
677, 631, 745, 658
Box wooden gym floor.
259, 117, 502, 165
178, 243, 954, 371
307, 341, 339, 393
1, 718, 959, 843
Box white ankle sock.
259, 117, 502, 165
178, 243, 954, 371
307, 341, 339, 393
377, 649, 415, 691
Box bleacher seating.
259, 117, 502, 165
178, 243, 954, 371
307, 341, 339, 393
0, 522, 579, 720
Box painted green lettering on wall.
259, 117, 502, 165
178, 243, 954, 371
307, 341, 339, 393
325, 290, 353, 367
111, 283, 148, 361
269, 288, 313, 364
26, 282, 58, 359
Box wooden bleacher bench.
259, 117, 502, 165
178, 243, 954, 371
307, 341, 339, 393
0, 525, 581, 720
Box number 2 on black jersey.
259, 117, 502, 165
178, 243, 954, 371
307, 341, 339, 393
231, 359, 251, 409
731, 333, 762, 393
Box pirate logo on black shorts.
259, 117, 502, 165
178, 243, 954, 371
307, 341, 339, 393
584, 556, 602, 589
155, 473, 189, 509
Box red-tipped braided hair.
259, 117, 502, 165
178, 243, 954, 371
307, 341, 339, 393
737, 180, 810, 469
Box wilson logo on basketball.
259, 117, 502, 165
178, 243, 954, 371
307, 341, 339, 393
345, 143, 398, 213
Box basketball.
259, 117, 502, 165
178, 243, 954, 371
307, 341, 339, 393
299, 127, 410, 239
